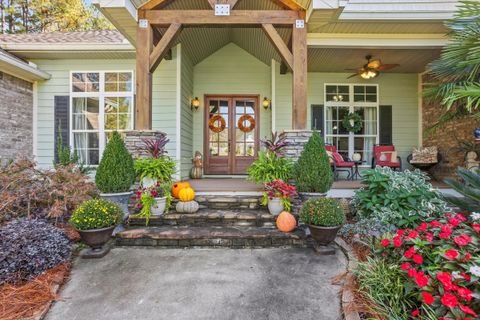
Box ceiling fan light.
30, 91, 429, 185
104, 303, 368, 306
360, 72, 370, 79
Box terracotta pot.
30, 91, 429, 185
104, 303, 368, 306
99, 191, 133, 220
307, 224, 342, 246
267, 198, 284, 216
77, 225, 115, 250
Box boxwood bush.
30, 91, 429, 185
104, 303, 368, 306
299, 198, 345, 227
0, 219, 71, 284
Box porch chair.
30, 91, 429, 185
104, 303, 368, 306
372, 144, 402, 171
325, 144, 355, 180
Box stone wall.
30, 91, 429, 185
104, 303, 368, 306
124, 130, 167, 158
0, 72, 33, 164
282, 130, 313, 161
422, 98, 478, 179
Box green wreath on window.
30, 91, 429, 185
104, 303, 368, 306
342, 112, 363, 133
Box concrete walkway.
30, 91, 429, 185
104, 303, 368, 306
46, 248, 347, 320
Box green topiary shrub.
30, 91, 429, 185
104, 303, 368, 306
299, 198, 345, 226
95, 131, 135, 193
294, 131, 333, 193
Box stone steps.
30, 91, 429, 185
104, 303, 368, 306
128, 209, 275, 227
194, 194, 263, 210
115, 225, 310, 249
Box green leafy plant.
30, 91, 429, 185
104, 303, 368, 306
299, 198, 345, 227
134, 182, 173, 225
54, 129, 79, 167
134, 157, 176, 183
69, 198, 122, 230
247, 151, 293, 184
261, 179, 297, 212
352, 167, 451, 228
294, 131, 333, 193
95, 131, 135, 193
445, 167, 480, 212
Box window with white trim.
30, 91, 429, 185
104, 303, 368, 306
324, 84, 379, 165
70, 71, 134, 165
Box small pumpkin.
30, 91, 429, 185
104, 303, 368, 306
276, 211, 296, 233
176, 201, 199, 213
172, 181, 191, 199
178, 187, 196, 202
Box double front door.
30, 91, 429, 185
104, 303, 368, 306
204, 95, 259, 175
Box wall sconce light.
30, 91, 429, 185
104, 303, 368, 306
191, 97, 200, 111
263, 97, 271, 110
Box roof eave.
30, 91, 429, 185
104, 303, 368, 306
0, 50, 51, 81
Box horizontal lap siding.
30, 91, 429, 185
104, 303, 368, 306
180, 51, 194, 179
33, 57, 178, 167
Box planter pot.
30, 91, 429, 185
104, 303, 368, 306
267, 198, 284, 216
151, 197, 167, 216
77, 225, 115, 250
99, 191, 133, 220
307, 224, 342, 246
298, 192, 327, 202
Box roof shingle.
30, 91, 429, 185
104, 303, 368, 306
0, 30, 127, 45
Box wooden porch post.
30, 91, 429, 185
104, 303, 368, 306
135, 11, 153, 130
292, 12, 307, 130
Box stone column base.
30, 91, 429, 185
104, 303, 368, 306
282, 130, 313, 161
124, 130, 167, 158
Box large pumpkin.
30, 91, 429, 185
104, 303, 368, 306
172, 181, 191, 199
176, 201, 199, 213
276, 211, 296, 233
178, 187, 196, 202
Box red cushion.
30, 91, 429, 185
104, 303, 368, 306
374, 145, 396, 161
336, 161, 354, 167
325, 145, 336, 153
332, 152, 345, 163
376, 161, 400, 168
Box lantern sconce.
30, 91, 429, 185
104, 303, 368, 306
263, 97, 271, 111
191, 97, 200, 111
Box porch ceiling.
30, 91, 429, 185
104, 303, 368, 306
131, 0, 311, 10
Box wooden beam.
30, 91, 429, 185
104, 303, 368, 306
280, 32, 293, 74
262, 24, 293, 70
135, 20, 154, 130
145, 10, 300, 26
292, 15, 307, 130
272, 0, 305, 10
140, 0, 175, 10
206, 0, 240, 9
149, 23, 182, 73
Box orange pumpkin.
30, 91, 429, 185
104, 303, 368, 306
172, 181, 191, 199
179, 187, 196, 202
276, 211, 296, 233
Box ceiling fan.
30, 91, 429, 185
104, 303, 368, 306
346, 55, 399, 79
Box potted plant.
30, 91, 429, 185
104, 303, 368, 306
294, 131, 333, 200
299, 198, 345, 246
134, 182, 173, 225
69, 198, 122, 253
95, 131, 135, 220
262, 179, 297, 216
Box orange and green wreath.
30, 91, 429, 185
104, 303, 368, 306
238, 114, 255, 133
208, 114, 226, 133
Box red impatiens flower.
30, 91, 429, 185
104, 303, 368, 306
393, 235, 402, 247
421, 291, 434, 305
424, 231, 434, 243
411, 309, 420, 317
381, 238, 390, 247
416, 222, 428, 231
448, 217, 461, 227
464, 252, 472, 261
437, 272, 452, 286
400, 262, 411, 270
397, 229, 406, 236
406, 230, 419, 239
457, 287, 473, 301
472, 224, 480, 233
408, 268, 418, 278
430, 220, 442, 227
460, 273, 471, 281
415, 272, 429, 287
444, 249, 459, 260
404, 246, 416, 259
454, 233, 472, 246
459, 304, 478, 317
413, 254, 424, 265
455, 213, 467, 222
440, 225, 453, 238
441, 293, 458, 308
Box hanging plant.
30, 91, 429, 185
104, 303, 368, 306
342, 112, 363, 133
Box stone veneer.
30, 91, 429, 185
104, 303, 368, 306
124, 130, 167, 158
0, 72, 33, 164
282, 130, 313, 161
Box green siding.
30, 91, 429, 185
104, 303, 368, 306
180, 47, 194, 179
33, 55, 178, 167
275, 71, 420, 160
192, 43, 272, 155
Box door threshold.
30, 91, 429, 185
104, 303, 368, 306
202, 175, 249, 179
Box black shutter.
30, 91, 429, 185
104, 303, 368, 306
379, 105, 393, 145
311, 105, 324, 137
54, 96, 70, 163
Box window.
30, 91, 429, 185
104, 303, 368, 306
70, 71, 134, 165
324, 84, 379, 165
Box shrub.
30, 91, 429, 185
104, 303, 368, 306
293, 131, 333, 193
69, 199, 122, 230
0, 159, 96, 222
134, 157, 176, 183
0, 219, 71, 284
95, 131, 135, 193
299, 198, 345, 226
247, 151, 293, 184
378, 213, 480, 319
352, 167, 451, 228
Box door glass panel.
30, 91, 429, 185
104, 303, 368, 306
208, 99, 229, 157
234, 100, 256, 157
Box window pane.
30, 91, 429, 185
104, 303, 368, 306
105, 97, 132, 131
105, 72, 133, 92
71, 73, 99, 92
73, 132, 99, 165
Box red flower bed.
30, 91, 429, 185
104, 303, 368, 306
379, 213, 479, 319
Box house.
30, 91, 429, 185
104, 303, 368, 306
0, 0, 469, 179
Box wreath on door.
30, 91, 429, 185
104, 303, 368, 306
238, 114, 255, 133
208, 115, 226, 133
342, 112, 363, 133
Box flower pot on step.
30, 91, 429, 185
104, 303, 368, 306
268, 197, 284, 216
151, 197, 167, 216
99, 191, 133, 220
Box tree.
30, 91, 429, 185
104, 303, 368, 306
0, 0, 113, 34
424, 1, 480, 129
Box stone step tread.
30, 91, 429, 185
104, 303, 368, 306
117, 226, 306, 241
